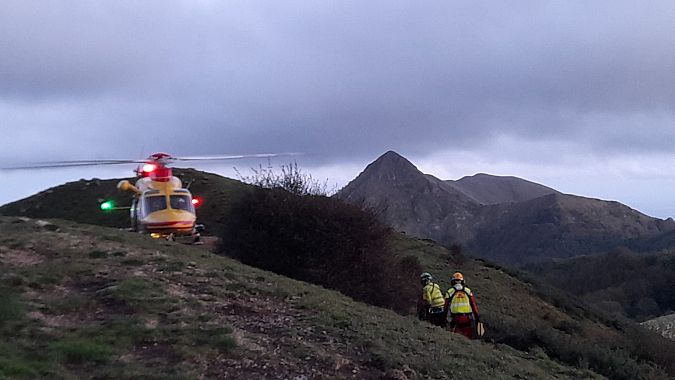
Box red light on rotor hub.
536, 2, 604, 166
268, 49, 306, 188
142, 163, 157, 173
192, 197, 202, 206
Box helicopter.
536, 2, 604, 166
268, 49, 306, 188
3, 152, 297, 243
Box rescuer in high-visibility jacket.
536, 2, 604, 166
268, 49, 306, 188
445, 272, 480, 338
417, 272, 447, 327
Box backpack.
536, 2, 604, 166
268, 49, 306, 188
447, 286, 473, 315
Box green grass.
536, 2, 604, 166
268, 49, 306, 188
50, 339, 113, 364
42, 295, 95, 315
0, 289, 23, 325
102, 277, 174, 313
388, 234, 675, 380
120, 258, 144, 266
2, 216, 667, 379
0, 358, 37, 378
88, 250, 108, 259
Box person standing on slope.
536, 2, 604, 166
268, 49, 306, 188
417, 272, 447, 327
445, 272, 480, 338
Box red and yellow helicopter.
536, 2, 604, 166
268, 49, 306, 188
5, 152, 295, 243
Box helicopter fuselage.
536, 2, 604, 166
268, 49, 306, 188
119, 175, 199, 239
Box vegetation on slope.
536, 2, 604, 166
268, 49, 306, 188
524, 248, 675, 321
0, 216, 602, 379
388, 236, 675, 380
0, 177, 135, 228
218, 186, 421, 314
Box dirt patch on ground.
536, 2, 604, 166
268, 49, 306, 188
0, 246, 44, 266
27, 310, 73, 328
197, 291, 382, 379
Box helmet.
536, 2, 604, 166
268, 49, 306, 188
451, 272, 464, 282
420, 272, 432, 285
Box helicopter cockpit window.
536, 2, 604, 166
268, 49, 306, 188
144, 196, 167, 214
170, 195, 195, 212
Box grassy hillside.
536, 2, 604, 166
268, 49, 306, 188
0, 216, 602, 379
2, 170, 674, 378
389, 235, 675, 379
0, 169, 248, 235
0, 177, 135, 228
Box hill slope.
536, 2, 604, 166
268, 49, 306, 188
0, 216, 604, 379
389, 235, 675, 379
0, 168, 248, 235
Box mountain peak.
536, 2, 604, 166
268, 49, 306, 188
379, 150, 405, 159
368, 151, 420, 174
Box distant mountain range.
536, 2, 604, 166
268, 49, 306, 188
337, 151, 675, 265
449, 172, 560, 205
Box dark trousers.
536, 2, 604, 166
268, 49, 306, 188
428, 307, 447, 328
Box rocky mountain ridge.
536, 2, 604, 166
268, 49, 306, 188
337, 151, 675, 264
449, 173, 560, 205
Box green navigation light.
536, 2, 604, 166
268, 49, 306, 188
100, 200, 114, 211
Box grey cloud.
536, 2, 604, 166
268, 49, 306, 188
2, 0, 675, 168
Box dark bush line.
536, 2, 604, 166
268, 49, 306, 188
217, 187, 421, 314
492, 264, 675, 379
524, 248, 675, 321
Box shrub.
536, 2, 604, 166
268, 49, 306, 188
217, 187, 421, 313
236, 161, 332, 196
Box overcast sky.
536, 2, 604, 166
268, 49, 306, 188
2, 1, 675, 218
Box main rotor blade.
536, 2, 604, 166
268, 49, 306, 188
0, 160, 143, 170
29, 159, 146, 164
170, 153, 302, 161
1, 153, 303, 170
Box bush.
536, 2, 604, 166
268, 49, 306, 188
217, 187, 421, 313
236, 161, 332, 196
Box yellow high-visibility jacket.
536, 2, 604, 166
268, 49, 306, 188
445, 286, 478, 315
423, 282, 445, 308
